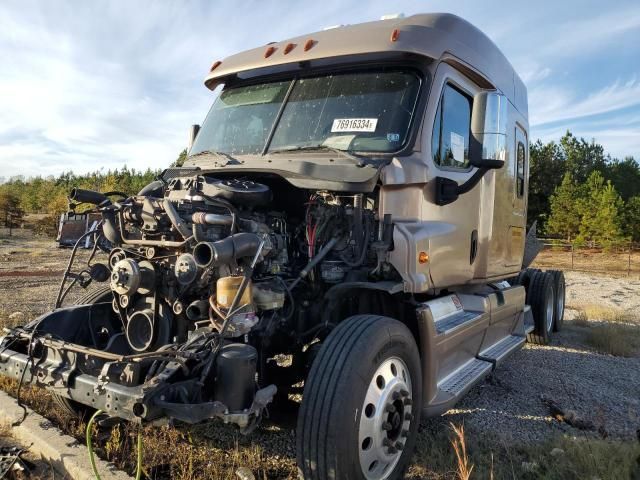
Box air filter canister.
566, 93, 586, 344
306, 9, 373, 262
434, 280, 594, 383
213, 343, 257, 412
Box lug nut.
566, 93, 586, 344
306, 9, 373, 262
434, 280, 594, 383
401, 429, 409, 438
387, 446, 398, 455
385, 404, 396, 413
404, 412, 412, 421
395, 441, 404, 451
400, 389, 410, 397
392, 391, 400, 400
403, 398, 412, 406
382, 438, 392, 447
382, 421, 392, 431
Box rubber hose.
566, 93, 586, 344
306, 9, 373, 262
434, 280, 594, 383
163, 198, 191, 239
86, 409, 143, 480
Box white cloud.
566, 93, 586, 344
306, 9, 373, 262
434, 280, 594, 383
530, 77, 640, 126
0, 0, 639, 179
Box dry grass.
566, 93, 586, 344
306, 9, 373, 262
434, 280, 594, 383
520, 435, 640, 480
585, 323, 640, 357
450, 423, 474, 480
533, 248, 640, 275
2, 374, 639, 480
571, 304, 639, 324
569, 304, 640, 357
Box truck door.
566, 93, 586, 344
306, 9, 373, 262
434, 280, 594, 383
421, 64, 483, 287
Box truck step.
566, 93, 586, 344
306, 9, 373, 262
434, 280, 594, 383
523, 305, 535, 334
435, 310, 483, 335
439, 358, 492, 396
478, 334, 525, 364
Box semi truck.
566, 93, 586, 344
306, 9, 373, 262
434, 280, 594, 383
1, 13, 565, 480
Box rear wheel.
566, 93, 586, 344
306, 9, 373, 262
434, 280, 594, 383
297, 315, 422, 480
548, 270, 566, 332
515, 267, 541, 289
51, 286, 113, 419
526, 272, 555, 345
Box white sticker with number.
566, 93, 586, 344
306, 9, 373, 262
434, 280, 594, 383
450, 132, 465, 164
331, 118, 378, 133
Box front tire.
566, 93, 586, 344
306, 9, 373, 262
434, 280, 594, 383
297, 315, 422, 480
51, 286, 113, 419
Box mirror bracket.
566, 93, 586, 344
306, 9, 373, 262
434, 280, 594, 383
435, 167, 489, 206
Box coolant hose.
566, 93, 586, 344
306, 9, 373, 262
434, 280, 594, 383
86, 409, 143, 480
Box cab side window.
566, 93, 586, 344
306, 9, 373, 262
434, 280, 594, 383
432, 84, 472, 169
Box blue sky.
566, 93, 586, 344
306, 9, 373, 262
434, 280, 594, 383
0, 0, 639, 179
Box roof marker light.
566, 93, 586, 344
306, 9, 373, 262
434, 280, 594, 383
264, 46, 276, 58
210, 61, 222, 72
391, 29, 400, 42
304, 39, 315, 51
284, 43, 296, 55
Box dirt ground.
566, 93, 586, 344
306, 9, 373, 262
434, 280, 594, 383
1, 228, 639, 479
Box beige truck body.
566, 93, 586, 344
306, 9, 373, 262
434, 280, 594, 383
202, 13, 529, 293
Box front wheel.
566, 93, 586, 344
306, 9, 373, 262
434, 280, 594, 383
297, 315, 422, 480
51, 286, 113, 419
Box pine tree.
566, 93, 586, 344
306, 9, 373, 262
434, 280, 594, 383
171, 149, 188, 167
623, 196, 640, 243
546, 172, 582, 241
576, 171, 624, 248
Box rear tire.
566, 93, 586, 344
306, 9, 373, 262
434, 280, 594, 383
51, 286, 113, 419
515, 267, 541, 289
297, 315, 422, 480
548, 270, 566, 332
526, 272, 555, 345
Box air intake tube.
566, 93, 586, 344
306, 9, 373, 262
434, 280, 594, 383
69, 188, 111, 206
193, 233, 262, 267
69, 188, 120, 245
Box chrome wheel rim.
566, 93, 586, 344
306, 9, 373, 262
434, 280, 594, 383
546, 286, 555, 333
556, 281, 565, 321
358, 356, 412, 480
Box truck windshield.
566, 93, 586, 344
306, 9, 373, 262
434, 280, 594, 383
190, 70, 421, 157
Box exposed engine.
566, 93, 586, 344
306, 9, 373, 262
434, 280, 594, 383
76, 173, 394, 357
0, 171, 399, 427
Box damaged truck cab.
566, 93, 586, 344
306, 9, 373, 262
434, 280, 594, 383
1, 13, 564, 480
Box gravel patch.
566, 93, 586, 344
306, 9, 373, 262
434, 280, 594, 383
1, 232, 639, 463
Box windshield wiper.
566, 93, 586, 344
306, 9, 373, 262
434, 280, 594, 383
188, 150, 241, 165
268, 145, 366, 164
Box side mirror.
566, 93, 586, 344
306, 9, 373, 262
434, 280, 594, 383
188, 124, 201, 151
470, 92, 507, 169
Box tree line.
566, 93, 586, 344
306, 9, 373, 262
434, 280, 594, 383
0, 136, 638, 245
530, 132, 640, 245
0, 167, 159, 228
